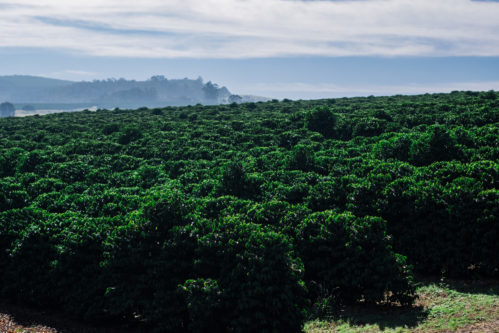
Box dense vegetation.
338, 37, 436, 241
0, 91, 498, 332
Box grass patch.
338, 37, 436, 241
305, 280, 499, 333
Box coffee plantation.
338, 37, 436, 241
0, 91, 497, 332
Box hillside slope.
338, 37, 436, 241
0, 75, 262, 108
0, 92, 497, 332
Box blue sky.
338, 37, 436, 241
1, 0, 499, 99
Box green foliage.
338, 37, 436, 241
195, 217, 307, 333
379, 168, 499, 277
102, 123, 119, 135
118, 127, 143, 144
0, 91, 497, 331
288, 144, 316, 171
220, 160, 247, 196
296, 211, 414, 305
180, 278, 224, 333
306, 107, 337, 138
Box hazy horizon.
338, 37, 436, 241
1, 0, 499, 99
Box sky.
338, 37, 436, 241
1, 0, 499, 99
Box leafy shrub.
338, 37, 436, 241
195, 217, 307, 333
27, 178, 66, 198
306, 179, 349, 211
219, 161, 247, 197
151, 108, 164, 115
180, 279, 224, 333
352, 118, 386, 137
0, 179, 29, 211
380, 175, 499, 277
287, 145, 315, 171
118, 127, 143, 144
102, 123, 119, 135
306, 107, 337, 138
296, 211, 415, 305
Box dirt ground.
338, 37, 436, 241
0, 302, 144, 333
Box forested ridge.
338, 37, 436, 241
0, 91, 498, 332
0, 75, 256, 109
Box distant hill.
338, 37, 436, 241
0, 75, 72, 90
0, 75, 72, 102
0, 75, 266, 109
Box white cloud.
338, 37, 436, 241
38, 69, 96, 80
63, 69, 95, 76
0, 0, 498, 58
